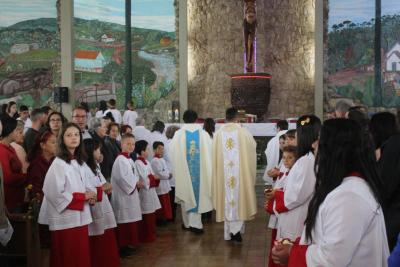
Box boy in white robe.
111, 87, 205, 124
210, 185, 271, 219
135, 140, 161, 243
122, 100, 138, 130
110, 133, 143, 257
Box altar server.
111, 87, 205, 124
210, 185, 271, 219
212, 107, 257, 242
135, 140, 161, 242
83, 139, 119, 267
264, 120, 288, 184
151, 141, 173, 224
273, 115, 321, 242
170, 110, 213, 234
111, 133, 143, 257
272, 119, 389, 267
38, 122, 97, 267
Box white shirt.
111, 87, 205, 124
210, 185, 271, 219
135, 159, 161, 214
38, 158, 92, 231
104, 109, 122, 124
164, 139, 175, 187
151, 157, 171, 195
276, 152, 315, 241
85, 164, 117, 236
95, 110, 105, 119
268, 168, 289, 229
22, 117, 32, 134
122, 110, 138, 129
110, 155, 142, 224
264, 130, 287, 184
302, 176, 389, 267
133, 126, 151, 143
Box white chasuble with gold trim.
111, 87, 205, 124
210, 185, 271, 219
222, 130, 240, 221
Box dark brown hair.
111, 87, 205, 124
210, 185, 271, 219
57, 122, 87, 165
27, 129, 55, 162
282, 145, 298, 159
107, 122, 120, 135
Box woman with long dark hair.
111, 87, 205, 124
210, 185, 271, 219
46, 111, 67, 137
269, 115, 321, 243
203, 118, 216, 138
370, 112, 400, 251
38, 122, 96, 267
273, 119, 389, 267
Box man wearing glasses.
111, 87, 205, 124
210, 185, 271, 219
72, 106, 92, 140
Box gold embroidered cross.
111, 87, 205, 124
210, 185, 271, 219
228, 176, 236, 189
228, 161, 235, 169
226, 138, 235, 150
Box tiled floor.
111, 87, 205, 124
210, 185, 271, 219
121, 173, 272, 267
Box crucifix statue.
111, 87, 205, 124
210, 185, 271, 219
243, 0, 257, 73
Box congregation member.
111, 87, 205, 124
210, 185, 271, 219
104, 99, 122, 124
272, 115, 321, 243
133, 117, 151, 142
135, 140, 161, 242
83, 139, 119, 267
95, 100, 108, 119
170, 110, 213, 234
0, 116, 28, 212
0, 120, 11, 238
265, 145, 298, 267
164, 125, 180, 221
122, 100, 138, 130
6, 101, 18, 119
111, 133, 143, 257
121, 124, 133, 135
72, 106, 92, 139
46, 111, 66, 136
17, 105, 30, 134
151, 141, 173, 225
334, 100, 352, 118
272, 119, 389, 267
264, 120, 288, 184
370, 112, 400, 250
23, 108, 46, 154
212, 108, 257, 243
10, 120, 29, 173
38, 122, 97, 267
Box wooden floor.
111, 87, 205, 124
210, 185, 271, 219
121, 175, 272, 267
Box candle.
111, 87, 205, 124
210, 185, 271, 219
174, 109, 179, 121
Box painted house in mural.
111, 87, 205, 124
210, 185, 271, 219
386, 42, 400, 72
101, 34, 115, 43
10, 44, 30, 54
74, 50, 106, 73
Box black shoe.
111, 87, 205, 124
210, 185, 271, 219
230, 232, 242, 243
190, 227, 204, 235
181, 224, 190, 231
119, 246, 134, 258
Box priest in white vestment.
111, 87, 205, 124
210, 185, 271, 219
212, 108, 257, 242
170, 110, 213, 234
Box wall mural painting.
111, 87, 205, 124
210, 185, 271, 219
0, 0, 60, 108
326, 0, 400, 112
74, 0, 177, 112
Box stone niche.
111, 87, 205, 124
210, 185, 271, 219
187, 0, 315, 119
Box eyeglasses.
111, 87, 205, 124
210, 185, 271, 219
72, 115, 86, 119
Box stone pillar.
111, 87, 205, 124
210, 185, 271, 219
60, 0, 74, 119
315, 0, 324, 118
179, 0, 188, 119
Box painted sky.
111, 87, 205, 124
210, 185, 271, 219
329, 0, 400, 30
0, 0, 175, 32
0, 0, 57, 27
75, 0, 175, 32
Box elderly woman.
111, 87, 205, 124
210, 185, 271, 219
10, 120, 29, 173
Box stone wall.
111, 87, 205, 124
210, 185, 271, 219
187, 0, 315, 119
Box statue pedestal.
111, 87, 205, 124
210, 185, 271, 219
230, 73, 271, 121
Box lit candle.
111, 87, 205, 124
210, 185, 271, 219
174, 109, 179, 121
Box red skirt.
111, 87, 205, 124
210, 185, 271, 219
139, 213, 156, 243
116, 221, 140, 248
89, 228, 120, 267
156, 193, 173, 220
50, 225, 91, 267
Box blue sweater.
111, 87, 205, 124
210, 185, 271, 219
389, 234, 400, 267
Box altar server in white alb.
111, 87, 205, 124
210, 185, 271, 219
38, 122, 96, 267
212, 107, 257, 242
272, 119, 390, 267
263, 120, 288, 184
272, 115, 321, 242
111, 133, 143, 257
170, 110, 213, 234
135, 140, 161, 243
151, 141, 173, 223
83, 139, 119, 267
122, 100, 138, 130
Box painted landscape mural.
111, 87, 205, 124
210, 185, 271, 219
0, 0, 59, 108
74, 0, 177, 110
326, 0, 400, 111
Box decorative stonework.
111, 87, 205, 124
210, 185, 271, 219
187, 0, 315, 119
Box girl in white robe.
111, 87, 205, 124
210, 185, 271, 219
83, 139, 119, 267
38, 122, 97, 267
272, 119, 389, 267
134, 140, 161, 243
